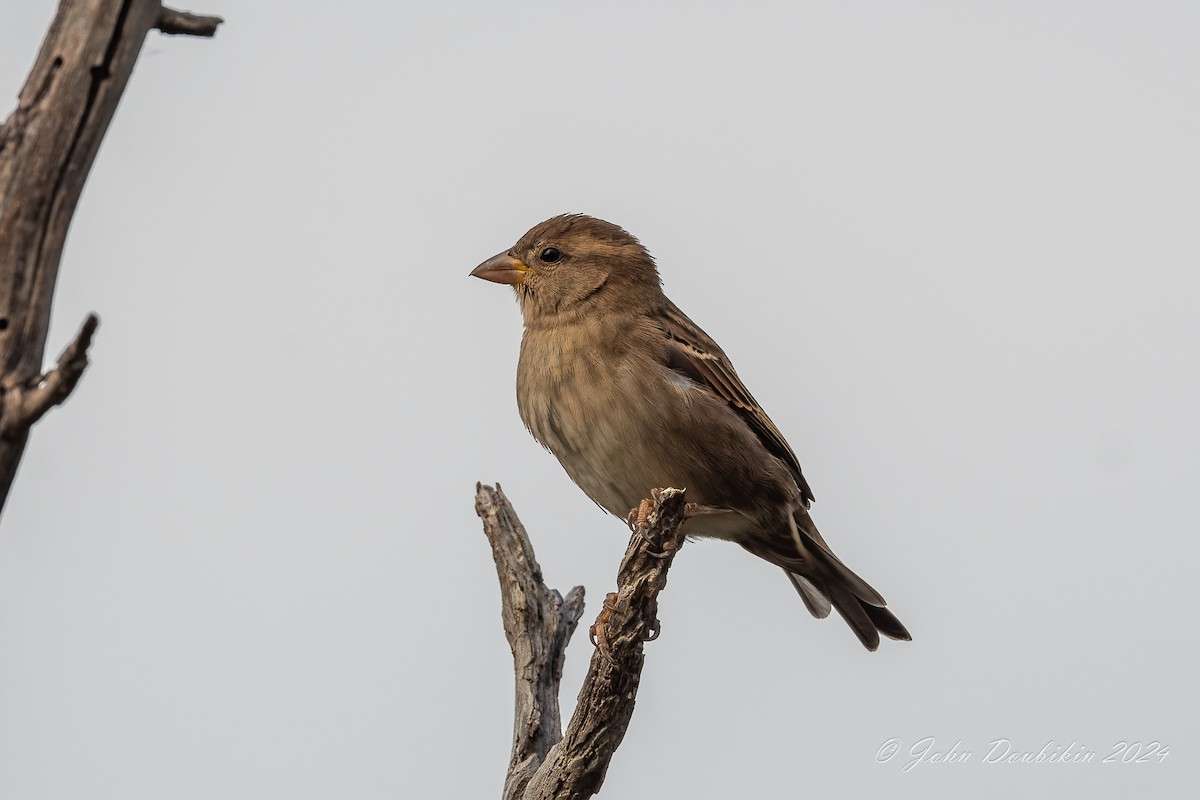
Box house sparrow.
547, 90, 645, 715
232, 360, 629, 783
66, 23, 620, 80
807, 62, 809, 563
471, 214, 910, 650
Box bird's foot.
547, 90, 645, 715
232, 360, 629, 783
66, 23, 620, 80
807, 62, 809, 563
588, 592, 620, 665
632, 502, 719, 559
643, 537, 676, 559
631, 491, 681, 557
626, 494, 658, 532
643, 596, 662, 641
625, 502, 643, 532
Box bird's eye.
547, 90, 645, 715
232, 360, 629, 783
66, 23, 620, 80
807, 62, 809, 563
540, 247, 562, 263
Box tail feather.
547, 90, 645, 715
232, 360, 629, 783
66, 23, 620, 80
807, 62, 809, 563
793, 513, 886, 606
772, 510, 911, 650
827, 581, 881, 651
863, 602, 911, 643
785, 567, 912, 650
786, 571, 832, 618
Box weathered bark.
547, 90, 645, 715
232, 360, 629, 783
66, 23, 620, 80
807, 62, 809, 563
476, 484, 588, 800
0, 1, 222, 516
476, 484, 688, 800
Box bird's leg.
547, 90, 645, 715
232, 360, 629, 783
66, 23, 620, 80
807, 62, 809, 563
588, 592, 620, 665
684, 502, 728, 518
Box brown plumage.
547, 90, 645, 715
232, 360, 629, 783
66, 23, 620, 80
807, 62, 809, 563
471, 214, 910, 650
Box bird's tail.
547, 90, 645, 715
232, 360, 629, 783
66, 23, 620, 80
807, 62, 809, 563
785, 568, 910, 651
746, 510, 911, 651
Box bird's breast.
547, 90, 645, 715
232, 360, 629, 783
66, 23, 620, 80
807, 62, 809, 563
516, 325, 676, 516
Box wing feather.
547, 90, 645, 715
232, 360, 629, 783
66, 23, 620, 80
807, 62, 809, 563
656, 301, 815, 505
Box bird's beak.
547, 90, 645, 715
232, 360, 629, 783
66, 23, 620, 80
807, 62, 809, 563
470, 252, 532, 285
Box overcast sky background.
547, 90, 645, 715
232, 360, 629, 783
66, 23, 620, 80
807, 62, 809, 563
2, 1, 1197, 798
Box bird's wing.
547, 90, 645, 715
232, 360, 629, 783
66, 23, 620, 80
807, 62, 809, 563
655, 300, 815, 506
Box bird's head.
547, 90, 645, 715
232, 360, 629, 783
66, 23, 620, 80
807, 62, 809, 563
471, 214, 662, 319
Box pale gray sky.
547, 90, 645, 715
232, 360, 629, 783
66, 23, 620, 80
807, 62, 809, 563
2, 1, 1197, 798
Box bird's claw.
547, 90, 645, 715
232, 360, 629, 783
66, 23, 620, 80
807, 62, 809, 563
627, 496, 655, 533
631, 493, 680, 557
588, 592, 620, 665
643, 538, 676, 559
643, 597, 662, 642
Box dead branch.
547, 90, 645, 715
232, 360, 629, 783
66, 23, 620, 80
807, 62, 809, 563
475, 484, 587, 799
0, 313, 98, 436
155, 7, 223, 36
475, 484, 688, 800
0, 1, 220, 515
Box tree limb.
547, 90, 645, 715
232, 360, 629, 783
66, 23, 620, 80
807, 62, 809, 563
155, 6, 223, 36
0, 313, 98, 436
476, 484, 688, 800
475, 484, 587, 800
0, 0, 221, 515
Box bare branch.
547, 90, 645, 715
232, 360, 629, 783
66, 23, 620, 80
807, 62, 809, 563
476, 484, 689, 800
475, 484, 587, 800
0, 0, 221, 514
0, 314, 99, 436
155, 7, 223, 37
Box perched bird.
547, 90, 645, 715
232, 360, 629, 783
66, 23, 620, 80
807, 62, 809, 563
471, 214, 910, 650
